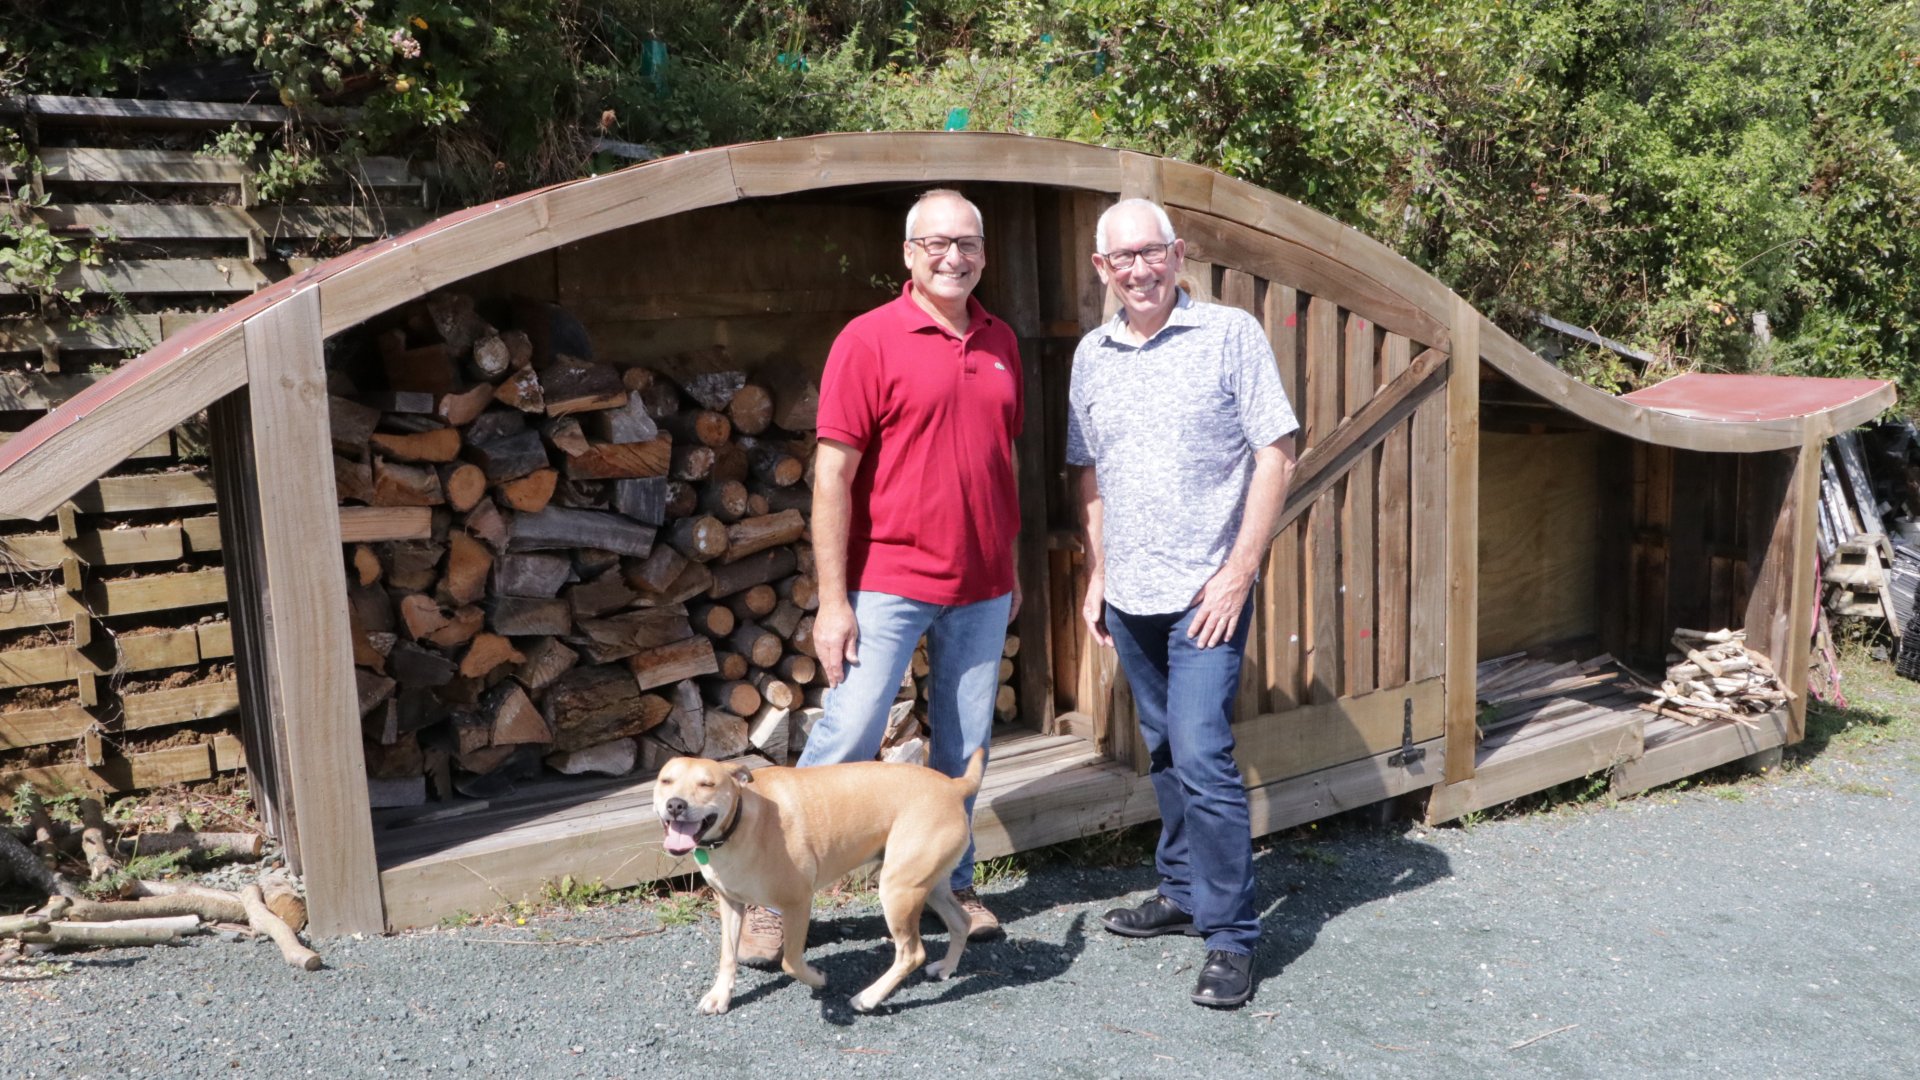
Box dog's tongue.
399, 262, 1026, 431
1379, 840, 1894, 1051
662, 819, 702, 856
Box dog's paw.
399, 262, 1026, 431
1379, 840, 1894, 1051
849, 989, 883, 1013
790, 963, 827, 990
697, 989, 732, 1015
925, 958, 956, 981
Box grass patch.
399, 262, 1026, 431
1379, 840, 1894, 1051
1830, 780, 1894, 798
652, 888, 713, 927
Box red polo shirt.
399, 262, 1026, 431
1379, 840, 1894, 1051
816, 285, 1024, 605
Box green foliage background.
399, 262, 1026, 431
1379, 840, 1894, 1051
4, 0, 1916, 398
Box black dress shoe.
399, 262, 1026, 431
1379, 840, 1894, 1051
1100, 894, 1200, 938
1190, 949, 1253, 1008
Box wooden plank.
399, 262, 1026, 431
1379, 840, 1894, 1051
725, 132, 1124, 201
1444, 298, 1480, 784
1233, 677, 1443, 787
337, 506, 433, 544
120, 679, 242, 731
0, 326, 246, 521
1426, 711, 1642, 823
1476, 432, 1602, 656
0, 622, 220, 689
71, 470, 218, 513
0, 147, 415, 190
1302, 297, 1342, 703
1246, 737, 1445, 837
0, 94, 290, 129
0, 735, 245, 800
0, 429, 171, 461
0, 312, 220, 355
1341, 312, 1377, 695
1782, 439, 1819, 741
0, 703, 93, 750
0, 567, 227, 631
1376, 333, 1411, 689
1260, 283, 1304, 712
37, 203, 427, 241
1610, 707, 1789, 796
241, 289, 382, 934
0, 258, 271, 297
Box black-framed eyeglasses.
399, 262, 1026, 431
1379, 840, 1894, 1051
1099, 242, 1173, 270
908, 234, 985, 258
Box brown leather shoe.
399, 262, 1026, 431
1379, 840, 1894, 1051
738, 905, 784, 969
953, 887, 1002, 941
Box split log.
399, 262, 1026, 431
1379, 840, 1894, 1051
612, 476, 669, 525
543, 415, 590, 456
546, 738, 637, 776
364, 736, 425, 778
335, 456, 374, 502
459, 633, 525, 679
650, 560, 716, 606
630, 635, 720, 690
513, 636, 579, 691
582, 393, 659, 444
384, 343, 458, 394
682, 370, 747, 412
566, 438, 672, 480
467, 409, 528, 444
467, 429, 549, 483
370, 426, 461, 463
495, 366, 545, 412
702, 709, 752, 759
241, 884, 323, 971
385, 541, 444, 590
653, 681, 705, 755
708, 546, 798, 598
541, 357, 628, 416
494, 552, 571, 598
485, 682, 551, 746
764, 369, 819, 431
330, 395, 380, 454
575, 609, 695, 652
747, 704, 791, 764
398, 594, 452, 641
626, 544, 689, 595
356, 669, 397, 717
427, 292, 489, 355
437, 383, 496, 426
487, 596, 572, 636
542, 666, 671, 752
443, 532, 494, 606
464, 497, 509, 552
508, 507, 655, 558
351, 544, 383, 586
497, 468, 559, 513
425, 605, 484, 649
372, 459, 445, 506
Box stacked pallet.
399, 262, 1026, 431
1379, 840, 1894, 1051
1636, 628, 1788, 728
0, 96, 425, 803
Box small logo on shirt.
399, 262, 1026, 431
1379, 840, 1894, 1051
994, 362, 1006, 371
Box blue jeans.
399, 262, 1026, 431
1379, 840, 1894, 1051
1106, 598, 1259, 956
797, 589, 1012, 891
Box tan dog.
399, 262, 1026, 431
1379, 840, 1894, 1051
653, 749, 984, 1014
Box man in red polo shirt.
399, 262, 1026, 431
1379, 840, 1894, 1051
737, 188, 1023, 967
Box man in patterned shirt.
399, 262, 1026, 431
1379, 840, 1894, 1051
1067, 198, 1298, 1008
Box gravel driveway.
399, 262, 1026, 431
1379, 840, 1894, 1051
7, 717, 1917, 1079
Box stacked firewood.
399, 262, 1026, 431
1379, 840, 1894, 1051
868, 634, 1025, 766
334, 292, 827, 805
1638, 628, 1790, 727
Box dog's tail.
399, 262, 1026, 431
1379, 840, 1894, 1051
954, 747, 986, 798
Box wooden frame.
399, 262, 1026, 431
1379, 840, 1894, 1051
0, 133, 1892, 933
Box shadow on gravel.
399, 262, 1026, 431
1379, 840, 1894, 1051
1247, 829, 1452, 983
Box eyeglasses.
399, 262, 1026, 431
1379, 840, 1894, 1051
1099, 243, 1173, 270
908, 234, 985, 258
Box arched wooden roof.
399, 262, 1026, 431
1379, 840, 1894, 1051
0, 131, 1892, 520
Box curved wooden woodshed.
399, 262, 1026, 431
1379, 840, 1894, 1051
0, 133, 1892, 933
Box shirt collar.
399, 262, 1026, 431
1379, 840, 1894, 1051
893, 283, 995, 338
1100, 288, 1199, 347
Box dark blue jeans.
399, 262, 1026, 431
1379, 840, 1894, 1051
1106, 598, 1259, 956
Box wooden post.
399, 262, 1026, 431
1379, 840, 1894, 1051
1442, 299, 1480, 785
1781, 435, 1820, 742
239, 288, 383, 934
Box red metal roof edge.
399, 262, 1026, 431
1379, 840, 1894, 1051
1620, 372, 1895, 424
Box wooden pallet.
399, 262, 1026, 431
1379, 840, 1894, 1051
1825, 533, 1900, 631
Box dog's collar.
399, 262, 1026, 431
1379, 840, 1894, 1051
695, 797, 745, 861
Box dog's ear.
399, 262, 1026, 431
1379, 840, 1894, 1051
730, 764, 754, 785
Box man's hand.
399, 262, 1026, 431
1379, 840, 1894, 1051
1082, 571, 1113, 647
1009, 578, 1022, 623
814, 599, 860, 687
1187, 561, 1254, 649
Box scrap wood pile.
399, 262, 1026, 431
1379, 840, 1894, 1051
1636, 628, 1789, 728
336, 292, 1021, 809
0, 788, 318, 972
1474, 652, 1623, 726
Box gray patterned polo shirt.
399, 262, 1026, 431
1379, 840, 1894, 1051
1066, 290, 1298, 615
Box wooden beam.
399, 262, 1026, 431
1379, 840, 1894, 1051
1782, 437, 1820, 741
1273, 345, 1447, 537
1443, 298, 1481, 785
0, 258, 272, 297
37, 203, 427, 242
0, 94, 292, 129
1233, 678, 1443, 787
240, 289, 382, 934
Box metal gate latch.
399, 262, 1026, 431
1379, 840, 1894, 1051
1389, 697, 1426, 768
